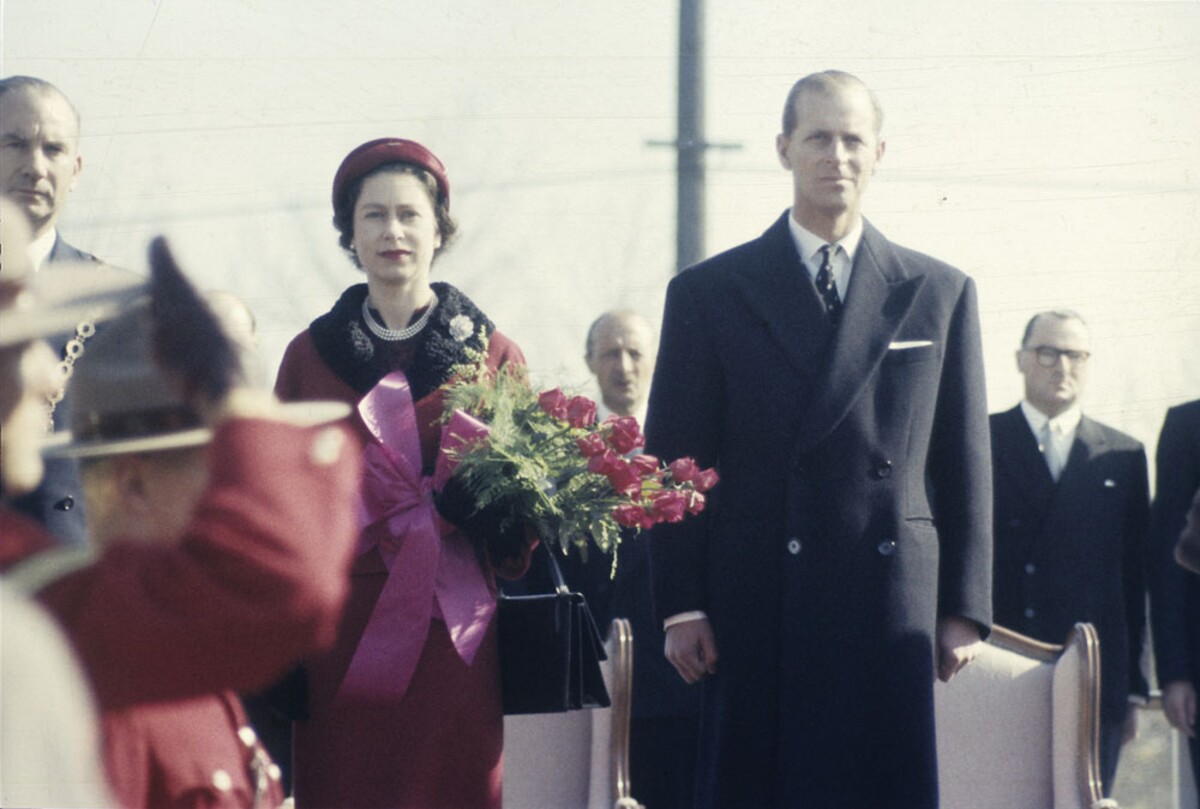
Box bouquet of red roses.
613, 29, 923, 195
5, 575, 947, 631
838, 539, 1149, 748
436, 341, 717, 567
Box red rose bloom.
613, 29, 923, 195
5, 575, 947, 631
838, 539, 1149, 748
693, 467, 719, 492
538, 388, 569, 421
566, 395, 598, 429
669, 457, 700, 483
629, 453, 661, 478
613, 504, 649, 529
577, 432, 607, 458
650, 490, 689, 523
607, 416, 645, 455
605, 459, 643, 499
588, 449, 622, 476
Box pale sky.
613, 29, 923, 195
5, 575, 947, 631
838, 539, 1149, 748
4, 0, 1198, 472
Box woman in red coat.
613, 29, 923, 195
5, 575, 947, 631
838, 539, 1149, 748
279, 138, 532, 808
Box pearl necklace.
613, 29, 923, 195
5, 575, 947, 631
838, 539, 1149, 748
361, 291, 438, 341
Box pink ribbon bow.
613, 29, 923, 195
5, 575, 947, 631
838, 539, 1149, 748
335, 372, 496, 703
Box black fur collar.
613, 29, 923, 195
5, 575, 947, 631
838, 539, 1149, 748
308, 281, 495, 401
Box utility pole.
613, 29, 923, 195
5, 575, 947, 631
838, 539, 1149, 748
649, 0, 740, 274
676, 0, 706, 272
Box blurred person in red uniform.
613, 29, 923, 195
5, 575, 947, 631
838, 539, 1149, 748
273, 138, 533, 809
0, 196, 121, 808
1, 239, 361, 808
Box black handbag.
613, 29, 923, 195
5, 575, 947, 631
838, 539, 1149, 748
497, 544, 611, 714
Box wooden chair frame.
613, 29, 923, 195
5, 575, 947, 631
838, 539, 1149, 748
936, 621, 1110, 809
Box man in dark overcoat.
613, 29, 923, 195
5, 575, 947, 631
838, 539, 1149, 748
990, 310, 1149, 796
1, 75, 106, 546
645, 70, 993, 809
1148, 398, 1200, 798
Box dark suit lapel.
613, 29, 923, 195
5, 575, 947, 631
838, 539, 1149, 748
47, 234, 96, 265
992, 407, 1057, 561
1054, 416, 1108, 488
793, 222, 926, 453
994, 406, 1056, 507
727, 213, 830, 383
1035, 416, 1108, 558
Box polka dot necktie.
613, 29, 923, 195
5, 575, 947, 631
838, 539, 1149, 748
815, 244, 843, 325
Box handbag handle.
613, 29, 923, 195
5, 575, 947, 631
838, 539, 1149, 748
537, 541, 571, 596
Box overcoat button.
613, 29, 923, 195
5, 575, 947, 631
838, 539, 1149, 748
54, 496, 75, 511
877, 540, 897, 556
1024, 607, 1036, 619
1008, 518, 1021, 527
786, 538, 802, 555
873, 460, 893, 479
211, 769, 233, 792
1025, 563, 1036, 575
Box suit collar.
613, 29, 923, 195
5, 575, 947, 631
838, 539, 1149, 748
31, 227, 57, 270
786, 214, 865, 262
727, 212, 831, 382
996, 404, 1055, 484
725, 215, 929, 452
1061, 415, 1108, 474
995, 406, 1108, 491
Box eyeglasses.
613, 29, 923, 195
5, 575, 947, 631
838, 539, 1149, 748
1024, 346, 1091, 368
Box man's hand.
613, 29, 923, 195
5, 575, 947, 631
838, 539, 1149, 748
1163, 680, 1197, 738
935, 615, 983, 683
665, 618, 719, 684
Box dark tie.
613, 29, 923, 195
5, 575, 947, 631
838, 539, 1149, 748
815, 244, 843, 325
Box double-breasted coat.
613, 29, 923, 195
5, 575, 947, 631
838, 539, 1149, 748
645, 213, 993, 809
1148, 400, 1200, 779
990, 406, 1150, 727
1150, 401, 1200, 689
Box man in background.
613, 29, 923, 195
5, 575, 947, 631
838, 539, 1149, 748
508, 309, 699, 808
585, 310, 657, 426
587, 309, 700, 809
1148, 398, 1200, 800
1, 75, 105, 545
0, 76, 93, 267
990, 310, 1149, 795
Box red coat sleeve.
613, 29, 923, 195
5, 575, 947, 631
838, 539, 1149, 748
40, 418, 362, 709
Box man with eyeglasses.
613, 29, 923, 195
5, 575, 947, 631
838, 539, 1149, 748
990, 309, 1150, 796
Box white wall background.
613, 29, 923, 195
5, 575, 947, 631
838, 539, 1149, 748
3, 0, 1198, 481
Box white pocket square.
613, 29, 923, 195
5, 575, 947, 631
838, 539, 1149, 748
888, 340, 933, 350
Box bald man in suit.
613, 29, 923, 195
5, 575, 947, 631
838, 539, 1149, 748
1, 76, 106, 546
990, 310, 1149, 796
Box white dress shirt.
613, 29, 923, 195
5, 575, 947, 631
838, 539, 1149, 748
786, 212, 864, 302
1019, 399, 1082, 480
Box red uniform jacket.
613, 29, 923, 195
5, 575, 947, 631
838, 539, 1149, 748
1, 417, 361, 808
